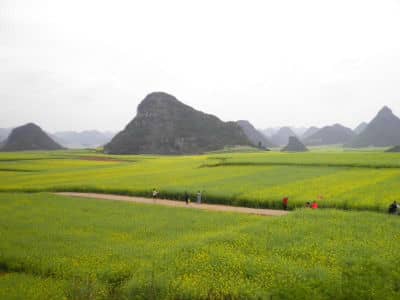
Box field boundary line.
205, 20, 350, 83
201, 161, 400, 169
56, 192, 289, 217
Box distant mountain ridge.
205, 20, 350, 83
236, 120, 275, 148
290, 127, 308, 137
53, 130, 115, 149
271, 127, 297, 146
262, 127, 307, 138
304, 124, 355, 146
105, 92, 251, 154
4, 105, 398, 152
349, 106, 400, 147
302, 127, 320, 140
261, 127, 280, 138
0, 123, 63, 151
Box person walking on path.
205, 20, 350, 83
388, 201, 398, 214
184, 191, 190, 205
282, 197, 288, 210
152, 188, 158, 202
197, 190, 202, 204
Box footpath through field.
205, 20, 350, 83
57, 192, 289, 217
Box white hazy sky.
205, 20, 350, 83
1, 0, 400, 132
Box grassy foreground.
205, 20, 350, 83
0, 150, 400, 211
1, 193, 400, 299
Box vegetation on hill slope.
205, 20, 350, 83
105, 92, 251, 154
0, 123, 63, 152
350, 106, 400, 147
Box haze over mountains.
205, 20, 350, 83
105, 92, 251, 154
262, 127, 307, 139
290, 127, 308, 137
261, 128, 280, 138
52, 131, 116, 149
354, 122, 368, 135
0, 128, 12, 143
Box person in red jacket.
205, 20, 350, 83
312, 201, 318, 209
282, 197, 288, 210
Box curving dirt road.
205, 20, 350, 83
56, 192, 289, 217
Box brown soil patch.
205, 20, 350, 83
78, 156, 130, 163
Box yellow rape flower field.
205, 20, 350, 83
1, 150, 400, 299
1, 150, 400, 211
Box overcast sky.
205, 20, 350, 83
1, 0, 400, 132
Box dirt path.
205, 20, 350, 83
56, 192, 289, 217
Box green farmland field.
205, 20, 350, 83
0, 193, 400, 299
0, 150, 400, 211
